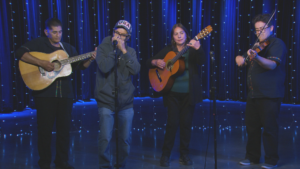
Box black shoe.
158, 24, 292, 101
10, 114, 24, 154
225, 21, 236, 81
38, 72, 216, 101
114, 164, 125, 169
160, 155, 170, 167
55, 162, 74, 169
179, 154, 193, 165
40, 165, 51, 169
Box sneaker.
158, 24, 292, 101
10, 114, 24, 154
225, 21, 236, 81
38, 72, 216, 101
261, 163, 277, 169
239, 159, 253, 165
160, 155, 170, 167
179, 154, 193, 165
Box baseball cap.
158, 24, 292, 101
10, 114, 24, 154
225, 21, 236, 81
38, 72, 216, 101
114, 20, 132, 35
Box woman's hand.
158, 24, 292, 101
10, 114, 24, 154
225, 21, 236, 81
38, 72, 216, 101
151, 59, 165, 69
187, 39, 201, 50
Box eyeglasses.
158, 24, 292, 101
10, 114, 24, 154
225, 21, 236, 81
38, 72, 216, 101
114, 31, 129, 39
254, 26, 269, 35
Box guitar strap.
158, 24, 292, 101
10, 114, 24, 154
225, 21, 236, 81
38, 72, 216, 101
59, 42, 69, 58
55, 42, 67, 97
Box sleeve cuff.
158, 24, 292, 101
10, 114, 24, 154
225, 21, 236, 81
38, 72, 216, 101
267, 56, 281, 64
15, 46, 31, 60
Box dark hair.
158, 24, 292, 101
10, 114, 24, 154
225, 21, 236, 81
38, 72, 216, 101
252, 14, 273, 27
45, 18, 62, 30
171, 23, 191, 49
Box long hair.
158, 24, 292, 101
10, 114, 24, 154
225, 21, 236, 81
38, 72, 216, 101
170, 23, 191, 49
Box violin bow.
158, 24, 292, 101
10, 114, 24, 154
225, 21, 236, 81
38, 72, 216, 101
245, 9, 276, 62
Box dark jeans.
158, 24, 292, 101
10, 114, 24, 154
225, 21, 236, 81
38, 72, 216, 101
35, 97, 73, 167
245, 97, 281, 165
162, 92, 195, 157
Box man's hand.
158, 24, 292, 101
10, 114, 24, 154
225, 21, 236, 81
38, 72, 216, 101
247, 49, 277, 70
151, 59, 165, 69
235, 55, 245, 67
247, 49, 258, 61
39, 60, 54, 71
83, 47, 97, 68
90, 47, 97, 61
112, 36, 127, 54
21, 52, 54, 71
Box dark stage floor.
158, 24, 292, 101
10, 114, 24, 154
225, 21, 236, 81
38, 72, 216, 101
0, 97, 299, 169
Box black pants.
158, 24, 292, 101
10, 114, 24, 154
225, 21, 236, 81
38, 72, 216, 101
35, 97, 73, 167
162, 92, 195, 157
245, 97, 281, 165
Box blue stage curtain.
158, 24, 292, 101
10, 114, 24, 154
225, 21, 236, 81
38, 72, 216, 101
123, 0, 139, 95
0, 0, 13, 112
218, 0, 237, 100
73, 0, 94, 100
0, 0, 300, 112
294, 0, 300, 103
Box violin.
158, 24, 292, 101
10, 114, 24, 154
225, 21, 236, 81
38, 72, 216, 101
245, 39, 271, 62
254, 40, 270, 53
246, 40, 270, 61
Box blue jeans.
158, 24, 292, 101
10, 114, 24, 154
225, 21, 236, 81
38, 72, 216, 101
98, 107, 134, 169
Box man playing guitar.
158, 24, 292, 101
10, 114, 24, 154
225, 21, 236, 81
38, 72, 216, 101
16, 18, 95, 169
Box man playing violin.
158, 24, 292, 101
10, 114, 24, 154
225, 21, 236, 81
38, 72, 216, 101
236, 14, 287, 169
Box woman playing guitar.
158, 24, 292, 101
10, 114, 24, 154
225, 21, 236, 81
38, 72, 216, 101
146, 23, 206, 167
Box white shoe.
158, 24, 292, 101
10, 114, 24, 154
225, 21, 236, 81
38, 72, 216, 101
261, 163, 277, 169
239, 159, 252, 165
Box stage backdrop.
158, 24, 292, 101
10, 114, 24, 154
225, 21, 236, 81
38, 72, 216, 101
0, 0, 299, 112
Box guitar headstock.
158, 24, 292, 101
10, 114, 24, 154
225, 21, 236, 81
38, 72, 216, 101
195, 25, 213, 40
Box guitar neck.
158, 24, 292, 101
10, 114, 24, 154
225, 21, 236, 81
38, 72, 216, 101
61, 52, 94, 65
171, 37, 198, 63
171, 46, 190, 63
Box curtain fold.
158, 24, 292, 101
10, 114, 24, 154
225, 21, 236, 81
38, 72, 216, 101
0, 0, 299, 112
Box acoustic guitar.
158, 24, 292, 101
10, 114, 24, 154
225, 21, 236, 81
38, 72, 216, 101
148, 25, 213, 92
19, 50, 93, 91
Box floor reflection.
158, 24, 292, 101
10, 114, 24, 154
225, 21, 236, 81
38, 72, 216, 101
0, 98, 299, 169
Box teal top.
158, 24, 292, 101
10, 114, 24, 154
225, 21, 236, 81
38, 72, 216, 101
171, 50, 189, 93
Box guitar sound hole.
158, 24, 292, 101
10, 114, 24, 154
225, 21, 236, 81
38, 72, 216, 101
52, 60, 62, 71
166, 61, 173, 72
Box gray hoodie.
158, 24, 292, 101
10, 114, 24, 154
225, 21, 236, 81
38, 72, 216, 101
94, 36, 140, 111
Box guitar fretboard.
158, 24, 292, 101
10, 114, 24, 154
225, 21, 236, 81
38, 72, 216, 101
170, 46, 190, 63
60, 52, 94, 65
170, 37, 197, 63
